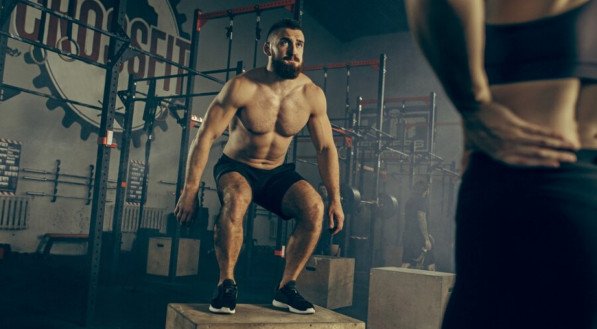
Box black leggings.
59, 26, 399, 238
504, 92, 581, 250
443, 151, 597, 329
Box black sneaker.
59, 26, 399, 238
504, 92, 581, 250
272, 281, 315, 314
209, 279, 237, 314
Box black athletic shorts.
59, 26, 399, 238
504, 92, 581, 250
213, 154, 305, 220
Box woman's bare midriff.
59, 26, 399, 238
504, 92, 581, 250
483, 0, 596, 150
490, 78, 597, 149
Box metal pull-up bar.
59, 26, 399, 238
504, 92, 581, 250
196, 0, 299, 30
303, 58, 380, 72
359, 95, 433, 106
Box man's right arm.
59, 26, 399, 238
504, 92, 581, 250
174, 77, 245, 223
416, 210, 432, 251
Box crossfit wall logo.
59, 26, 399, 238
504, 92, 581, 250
12, 0, 190, 146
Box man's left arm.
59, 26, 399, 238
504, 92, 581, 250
306, 85, 344, 235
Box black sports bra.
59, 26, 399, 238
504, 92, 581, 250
484, 0, 597, 84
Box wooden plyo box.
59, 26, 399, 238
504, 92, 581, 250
368, 267, 455, 329
146, 237, 200, 276
166, 304, 365, 329
296, 255, 355, 309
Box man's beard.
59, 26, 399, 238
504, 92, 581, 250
272, 58, 303, 79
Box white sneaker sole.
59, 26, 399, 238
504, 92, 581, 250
272, 299, 315, 314
209, 305, 236, 314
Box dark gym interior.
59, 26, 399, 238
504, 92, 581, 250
0, 0, 465, 328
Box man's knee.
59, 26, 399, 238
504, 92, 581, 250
221, 194, 251, 224
296, 197, 324, 231
217, 173, 252, 221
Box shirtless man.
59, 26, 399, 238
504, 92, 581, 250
406, 1, 597, 328
174, 19, 344, 315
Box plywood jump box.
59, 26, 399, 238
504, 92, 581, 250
368, 267, 455, 329
166, 304, 365, 329
296, 255, 355, 309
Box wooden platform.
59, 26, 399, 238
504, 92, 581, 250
36, 233, 88, 255
368, 267, 454, 329
166, 304, 365, 329
296, 255, 355, 309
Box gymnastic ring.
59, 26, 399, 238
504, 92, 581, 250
55, 36, 80, 62
28, 44, 47, 65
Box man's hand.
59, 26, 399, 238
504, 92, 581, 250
461, 101, 579, 167
327, 200, 344, 235
174, 189, 198, 224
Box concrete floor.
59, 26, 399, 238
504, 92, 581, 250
0, 250, 369, 329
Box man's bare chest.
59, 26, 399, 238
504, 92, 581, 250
235, 93, 311, 136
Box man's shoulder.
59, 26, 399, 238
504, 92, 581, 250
298, 75, 323, 96
302, 77, 322, 92
225, 71, 261, 94
230, 69, 258, 85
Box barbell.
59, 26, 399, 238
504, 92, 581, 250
340, 185, 399, 219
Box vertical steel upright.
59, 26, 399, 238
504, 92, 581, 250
428, 92, 437, 156
252, 7, 261, 68
294, 0, 303, 24
110, 75, 137, 280
170, 9, 202, 280
137, 79, 157, 233
225, 14, 234, 81
84, 0, 128, 325
341, 96, 362, 257
0, 0, 19, 101
368, 53, 386, 269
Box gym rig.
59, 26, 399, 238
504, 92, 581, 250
0, 0, 303, 325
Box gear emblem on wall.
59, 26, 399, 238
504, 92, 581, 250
17, 0, 189, 147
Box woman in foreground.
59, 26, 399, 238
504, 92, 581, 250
405, 1, 597, 328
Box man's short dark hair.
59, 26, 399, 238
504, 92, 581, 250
266, 18, 302, 40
